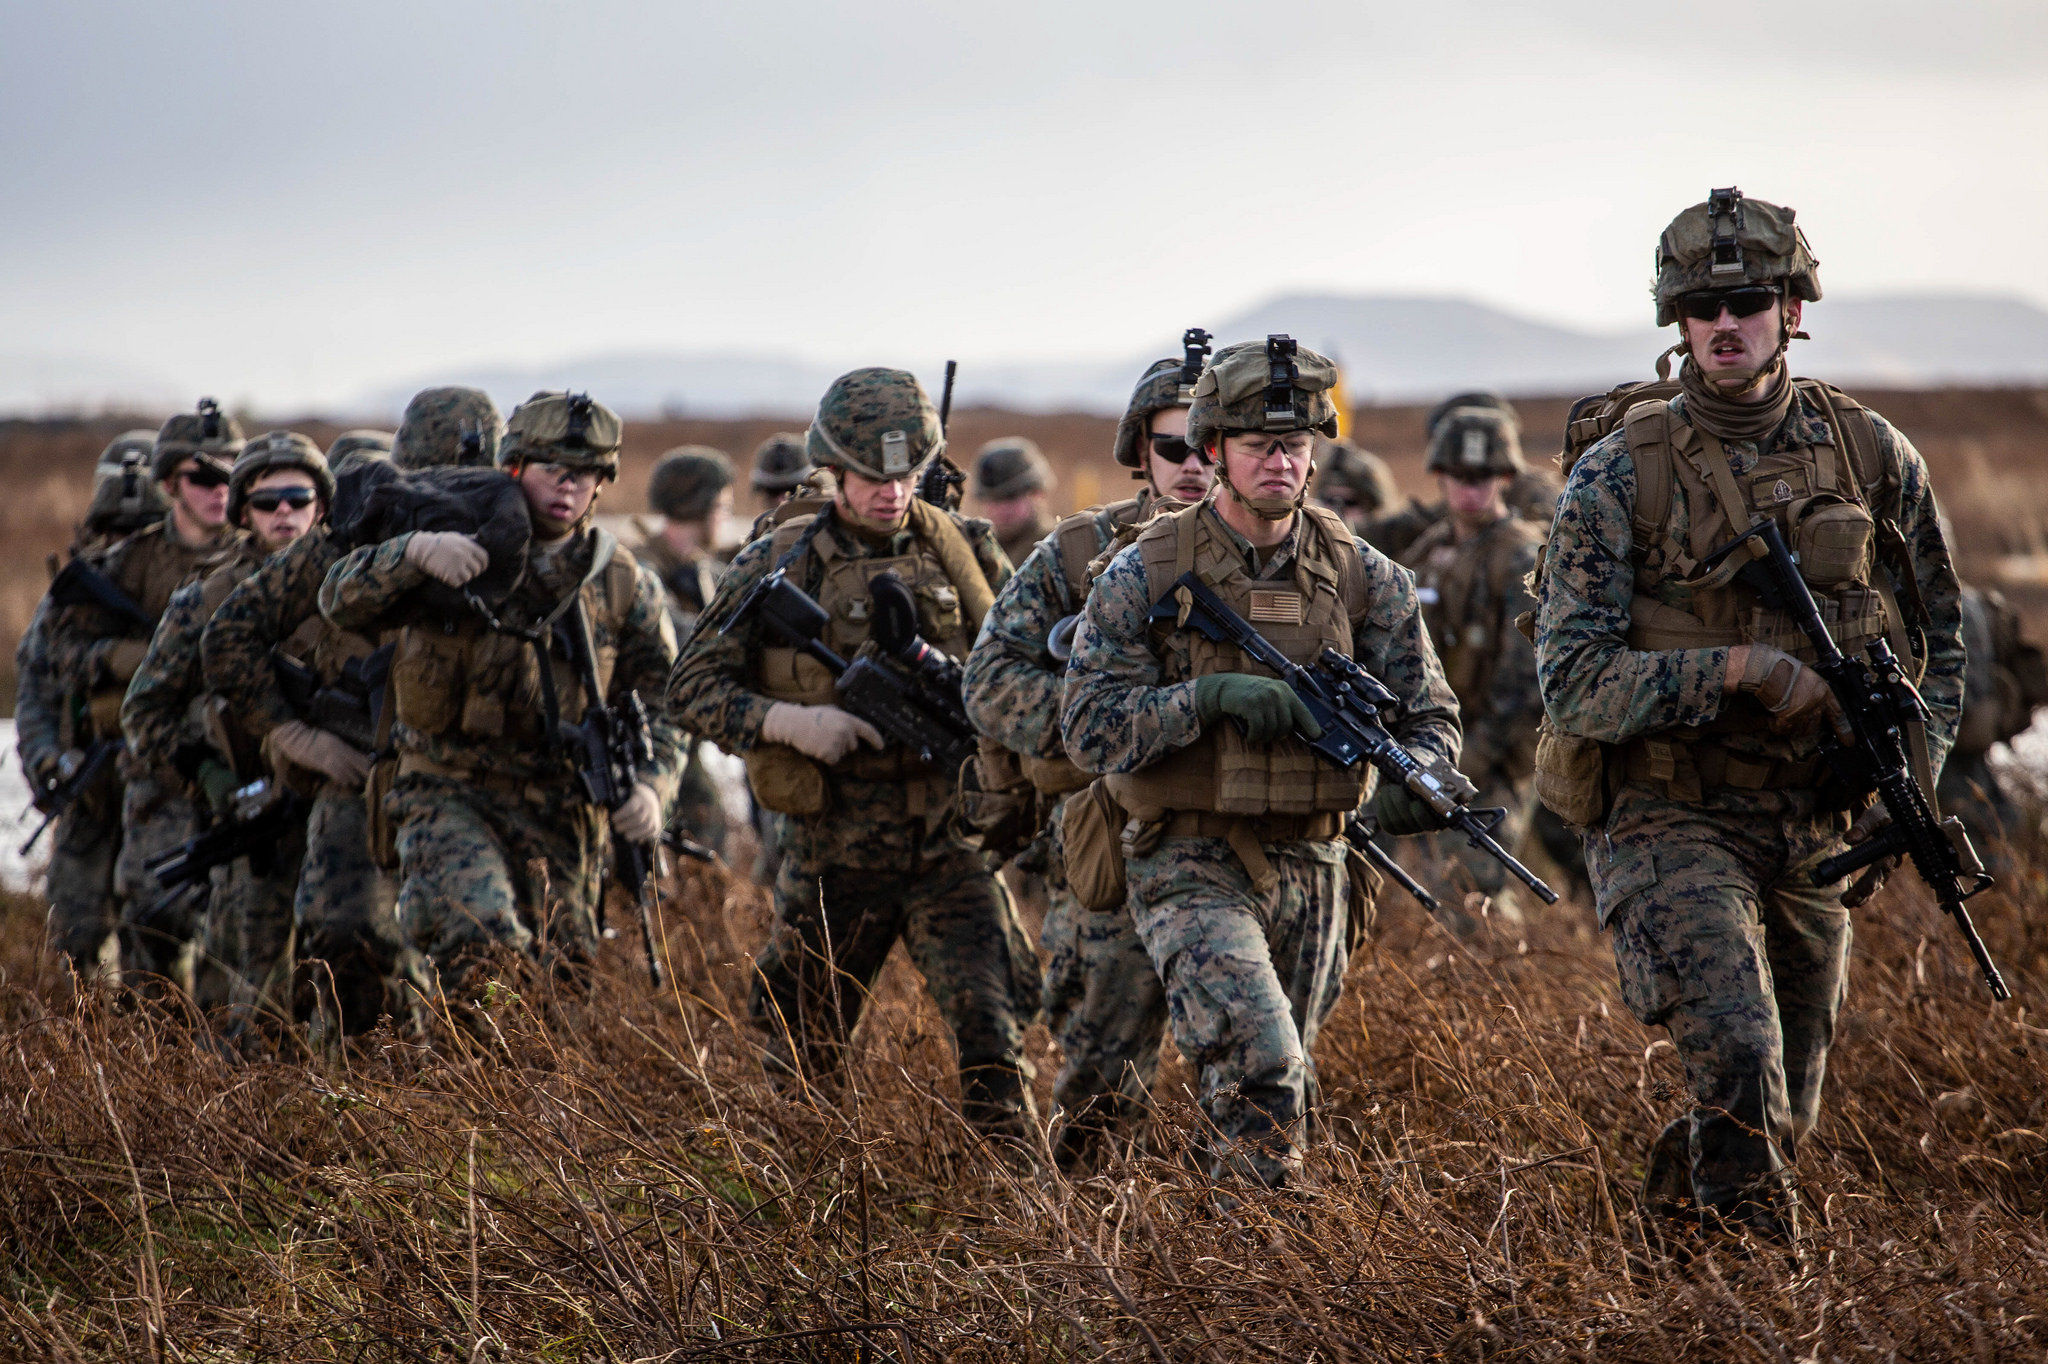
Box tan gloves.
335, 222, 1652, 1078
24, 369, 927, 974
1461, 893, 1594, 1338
267, 719, 372, 789
1734, 645, 1849, 738
762, 701, 884, 765
404, 531, 488, 588
610, 781, 662, 843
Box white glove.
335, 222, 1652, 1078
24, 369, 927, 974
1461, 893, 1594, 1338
267, 719, 372, 789
404, 531, 488, 588
611, 781, 662, 843
761, 702, 884, 765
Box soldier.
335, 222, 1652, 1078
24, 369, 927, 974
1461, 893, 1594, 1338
1396, 403, 1545, 934
963, 347, 1216, 1169
17, 430, 167, 976
638, 446, 737, 858
668, 368, 1040, 1141
1533, 188, 1964, 1242
121, 432, 332, 1016
1062, 338, 1461, 1186
1939, 581, 2047, 849
319, 391, 682, 1008
750, 431, 815, 509
44, 401, 247, 992
203, 389, 499, 1040
1310, 436, 1402, 538
972, 437, 1058, 570
1364, 394, 1563, 559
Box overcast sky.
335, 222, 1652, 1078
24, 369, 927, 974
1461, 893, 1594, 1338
3, 0, 2044, 410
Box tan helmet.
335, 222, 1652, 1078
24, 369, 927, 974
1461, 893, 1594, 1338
151, 398, 246, 482
1425, 405, 1523, 478
648, 445, 735, 519
1112, 327, 1212, 470
229, 431, 335, 523
325, 429, 394, 475
750, 431, 812, 493
972, 437, 1054, 500
1425, 390, 1520, 441
806, 368, 942, 481
1185, 335, 1341, 455
1653, 187, 1821, 327
85, 429, 169, 535
499, 391, 624, 479
393, 386, 503, 470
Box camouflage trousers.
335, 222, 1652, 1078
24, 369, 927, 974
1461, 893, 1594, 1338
1125, 834, 1352, 1187
1040, 877, 1168, 1170
756, 840, 1040, 1137
388, 773, 606, 998
201, 819, 308, 1026
43, 769, 123, 975
1589, 783, 1852, 1228
114, 770, 205, 996
296, 788, 405, 1037
1413, 770, 1534, 933
666, 738, 729, 860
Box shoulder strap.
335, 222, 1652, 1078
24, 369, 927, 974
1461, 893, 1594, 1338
602, 540, 639, 621
1619, 400, 1676, 560
903, 500, 996, 625
1298, 502, 1366, 615
1054, 505, 1119, 610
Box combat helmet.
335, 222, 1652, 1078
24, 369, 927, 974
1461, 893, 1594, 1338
1425, 405, 1523, 478
1424, 390, 1520, 440
499, 391, 624, 479
1187, 335, 1340, 519
973, 437, 1054, 501
393, 386, 503, 471
229, 431, 335, 523
806, 368, 942, 481
649, 445, 734, 520
84, 429, 169, 536
750, 431, 812, 493
152, 398, 246, 482
1112, 326, 1212, 470
325, 429, 394, 475
1653, 187, 1821, 327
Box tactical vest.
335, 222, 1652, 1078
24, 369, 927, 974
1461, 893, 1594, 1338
1109, 501, 1368, 819
755, 502, 988, 781
389, 531, 639, 753
120, 521, 242, 623
1400, 513, 1540, 713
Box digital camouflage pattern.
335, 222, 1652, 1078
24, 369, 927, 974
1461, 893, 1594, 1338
1062, 509, 1460, 1181
150, 400, 245, 482
1112, 357, 1193, 470
499, 391, 623, 476
325, 429, 394, 473
1183, 340, 1341, 455
227, 431, 332, 524
1536, 384, 1963, 1230
393, 386, 502, 471
634, 529, 732, 858
1653, 189, 1821, 326
805, 368, 944, 482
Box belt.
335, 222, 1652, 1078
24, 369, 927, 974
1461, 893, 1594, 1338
1624, 737, 1823, 801
398, 751, 554, 807
1155, 809, 1345, 897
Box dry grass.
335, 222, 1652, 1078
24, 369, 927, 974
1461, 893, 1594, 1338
2, 835, 2046, 1361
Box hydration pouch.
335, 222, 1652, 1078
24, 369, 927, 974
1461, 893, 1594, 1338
1061, 778, 1130, 912
365, 755, 400, 870
1533, 717, 1609, 829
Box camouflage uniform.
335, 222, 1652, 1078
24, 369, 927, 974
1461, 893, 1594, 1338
973, 438, 1059, 571
1535, 194, 1964, 1234
1937, 584, 2045, 848
668, 368, 1039, 1138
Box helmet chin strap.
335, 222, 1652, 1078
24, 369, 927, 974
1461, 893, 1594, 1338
1218, 445, 1316, 522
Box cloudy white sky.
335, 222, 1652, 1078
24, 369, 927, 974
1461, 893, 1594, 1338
3, 0, 2044, 410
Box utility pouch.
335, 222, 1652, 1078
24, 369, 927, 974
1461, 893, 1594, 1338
1342, 841, 1381, 953
1787, 494, 1875, 591
744, 741, 829, 817
1533, 717, 1609, 828
953, 740, 1038, 860
365, 756, 400, 870
1061, 778, 1129, 912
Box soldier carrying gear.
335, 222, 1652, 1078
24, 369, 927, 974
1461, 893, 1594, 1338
1425, 404, 1523, 478
83, 430, 172, 543
325, 429, 394, 475
392, 386, 503, 472
750, 431, 814, 501
1532, 187, 1963, 1247
1186, 335, 1342, 521
670, 366, 1042, 1145
973, 437, 1059, 570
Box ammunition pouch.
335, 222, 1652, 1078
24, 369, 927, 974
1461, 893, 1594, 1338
1620, 735, 1825, 802
365, 755, 399, 869
1787, 494, 1875, 592
1060, 778, 1129, 912
744, 741, 828, 817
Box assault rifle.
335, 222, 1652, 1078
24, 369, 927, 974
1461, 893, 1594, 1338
19, 736, 122, 855
1156, 572, 1558, 904
135, 778, 306, 935
916, 359, 967, 511
1697, 518, 2010, 1001
47, 556, 156, 636
733, 568, 979, 774
273, 643, 394, 755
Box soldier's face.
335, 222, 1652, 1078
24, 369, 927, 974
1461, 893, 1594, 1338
169, 459, 231, 530
979, 493, 1043, 534
1145, 408, 1211, 502
1221, 431, 1314, 502
516, 460, 603, 539
242, 469, 321, 551
1683, 294, 1802, 386
837, 467, 912, 527
1440, 472, 1509, 525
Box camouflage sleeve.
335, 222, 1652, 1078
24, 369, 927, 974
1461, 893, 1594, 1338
1468, 535, 1542, 775
1535, 434, 1729, 742
963, 536, 1071, 759
119, 582, 206, 774
13, 600, 63, 778
204, 534, 334, 742
318, 533, 428, 633
44, 541, 139, 692
611, 559, 686, 802
1059, 545, 1202, 774
1874, 414, 1966, 772
1350, 538, 1463, 770
664, 536, 780, 754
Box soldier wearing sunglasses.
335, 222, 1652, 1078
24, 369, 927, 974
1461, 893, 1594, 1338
1533, 188, 1965, 1245
121, 432, 333, 1023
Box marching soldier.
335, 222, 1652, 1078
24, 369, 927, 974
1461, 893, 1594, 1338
1062, 337, 1462, 1185
750, 431, 815, 510
1533, 188, 1964, 1242
1365, 393, 1562, 559
972, 437, 1059, 571
1939, 580, 2047, 850
1310, 436, 1402, 538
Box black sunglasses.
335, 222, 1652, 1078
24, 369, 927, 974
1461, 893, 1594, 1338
1675, 285, 1780, 323
1149, 434, 1212, 466
180, 464, 231, 490
245, 487, 319, 512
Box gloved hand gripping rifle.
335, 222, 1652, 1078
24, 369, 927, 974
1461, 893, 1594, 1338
1696, 517, 2009, 1000
135, 777, 306, 937
19, 736, 123, 856
1155, 571, 1558, 904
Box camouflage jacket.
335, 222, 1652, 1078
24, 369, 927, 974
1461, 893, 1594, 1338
13, 599, 63, 780
1062, 506, 1460, 782
1535, 385, 1964, 773
46, 521, 242, 700
120, 543, 266, 778
202, 525, 359, 746
319, 527, 685, 799
633, 531, 727, 641
1398, 512, 1543, 781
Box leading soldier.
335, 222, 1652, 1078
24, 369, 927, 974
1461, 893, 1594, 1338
1533, 189, 1964, 1242
963, 345, 1217, 1170
668, 368, 1041, 1141
1062, 338, 1462, 1186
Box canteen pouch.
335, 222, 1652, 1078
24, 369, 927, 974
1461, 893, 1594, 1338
1062, 778, 1129, 912
1533, 717, 1609, 828
744, 742, 829, 817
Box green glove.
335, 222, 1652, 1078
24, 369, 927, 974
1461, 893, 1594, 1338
1193, 673, 1322, 745
1368, 759, 1478, 836
195, 758, 241, 817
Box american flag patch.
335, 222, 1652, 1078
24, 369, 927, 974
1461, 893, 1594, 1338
1247, 590, 1302, 624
